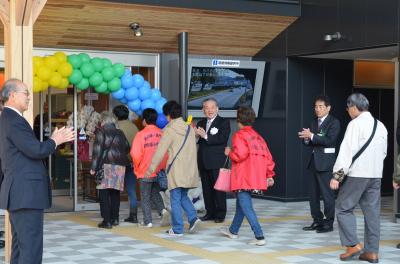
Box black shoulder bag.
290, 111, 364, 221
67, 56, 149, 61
334, 118, 378, 183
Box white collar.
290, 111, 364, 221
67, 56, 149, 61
319, 114, 328, 123
207, 115, 217, 124
5, 106, 23, 116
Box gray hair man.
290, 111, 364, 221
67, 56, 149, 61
330, 93, 387, 263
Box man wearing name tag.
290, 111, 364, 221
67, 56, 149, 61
298, 95, 340, 233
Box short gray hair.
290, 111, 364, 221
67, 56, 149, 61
202, 97, 218, 107
100, 111, 117, 126
347, 93, 369, 111
0, 78, 22, 103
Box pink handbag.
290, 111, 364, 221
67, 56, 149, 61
214, 168, 231, 192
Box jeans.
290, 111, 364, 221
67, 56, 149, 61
170, 187, 197, 234
125, 164, 137, 208
229, 191, 264, 239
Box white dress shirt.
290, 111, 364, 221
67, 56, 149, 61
310, 114, 328, 141
204, 115, 217, 141
333, 112, 387, 178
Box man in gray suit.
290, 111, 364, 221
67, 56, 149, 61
0, 79, 74, 264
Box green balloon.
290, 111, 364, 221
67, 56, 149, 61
68, 69, 83, 85
79, 53, 90, 63
112, 63, 125, 78
107, 77, 121, 92
76, 78, 89, 90
89, 72, 103, 87
91, 57, 103, 72
67, 54, 82, 69
80, 62, 95, 78
102, 58, 112, 68
101, 67, 115, 81
95, 82, 108, 93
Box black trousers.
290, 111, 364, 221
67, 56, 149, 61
200, 168, 227, 220
99, 189, 120, 223
9, 208, 44, 264
308, 165, 335, 226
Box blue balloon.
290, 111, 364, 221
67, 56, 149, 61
142, 81, 151, 90
123, 69, 131, 76
132, 74, 144, 88
111, 89, 125, 100
141, 99, 155, 111
121, 75, 135, 89
127, 99, 141, 112
124, 87, 139, 101
155, 97, 167, 114
156, 114, 168, 129
139, 86, 151, 100
135, 109, 143, 116
119, 98, 127, 104
150, 89, 161, 101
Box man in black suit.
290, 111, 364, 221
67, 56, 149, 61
298, 95, 340, 233
0, 79, 74, 264
195, 98, 230, 223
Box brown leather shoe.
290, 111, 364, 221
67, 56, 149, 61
339, 243, 363, 261
359, 252, 379, 263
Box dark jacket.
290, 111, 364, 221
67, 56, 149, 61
197, 115, 230, 170
91, 123, 130, 171
305, 114, 340, 172
0, 107, 56, 210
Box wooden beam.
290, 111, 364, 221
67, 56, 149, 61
32, 0, 47, 24
0, 0, 9, 26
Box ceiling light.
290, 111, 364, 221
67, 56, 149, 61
129, 22, 143, 37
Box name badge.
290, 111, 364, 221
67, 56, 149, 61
324, 148, 335, 154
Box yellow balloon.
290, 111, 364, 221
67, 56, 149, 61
54, 52, 67, 63
33, 56, 44, 69
41, 81, 49, 91
33, 77, 42, 93
59, 78, 69, 89
49, 72, 62, 87
44, 56, 59, 71
58, 62, 73, 77
37, 66, 52, 81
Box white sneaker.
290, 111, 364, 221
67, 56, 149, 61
219, 226, 238, 239
248, 239, 266, 246
160, 209, 170, 227
166, 228, 183, 237
139, 222, 153, 228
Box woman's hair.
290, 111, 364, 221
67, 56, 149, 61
142, 108, 158, 125
100, 111, 117, 126
112, 105, 129, 120
163, 100, 182, 119
237, 106, 256, 126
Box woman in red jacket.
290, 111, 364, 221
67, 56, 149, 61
220, 106, 275, 246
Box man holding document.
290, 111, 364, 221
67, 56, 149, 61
298, 95, 340, 233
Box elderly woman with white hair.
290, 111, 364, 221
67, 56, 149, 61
90, 111, 130, 229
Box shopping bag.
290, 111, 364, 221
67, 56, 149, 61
214, 168, 231, 192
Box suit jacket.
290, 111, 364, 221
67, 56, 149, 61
0, 107, 56, 210
305, 114, 340, 172
197, 115, 230, 170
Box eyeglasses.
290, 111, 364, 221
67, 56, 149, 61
15, 90, 30, 96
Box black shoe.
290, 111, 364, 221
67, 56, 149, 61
111, 219, 119, 226
124, 208, 138, 223
200, 215, 215, 221
0, 231, 4, 237
316, 225, 333, 233
0, 240, 4, 249
214, 218, 225, 223
397, 243, 400, 249
98, 221, 112, 229
302, 222, 322, 231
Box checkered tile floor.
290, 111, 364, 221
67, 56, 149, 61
1, 197, 400, 263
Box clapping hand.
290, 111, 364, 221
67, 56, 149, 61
51, 126, 75, 147
195, 127, 207, 139
298, 128, 312, 140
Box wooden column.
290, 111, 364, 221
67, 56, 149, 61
0, 0, 47, 262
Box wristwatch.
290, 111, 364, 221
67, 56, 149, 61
333, 168, 345, 183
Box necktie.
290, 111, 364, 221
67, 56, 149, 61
206, 119, 212, 133
318, 118, 322, 129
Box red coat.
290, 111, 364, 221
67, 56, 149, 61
229, 126, 275, 191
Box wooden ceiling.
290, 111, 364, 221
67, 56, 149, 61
0, 0, 297, 56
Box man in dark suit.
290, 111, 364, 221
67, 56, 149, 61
298, 95, 340, 233
195, 98, 230, 223
0, 79, 74, 264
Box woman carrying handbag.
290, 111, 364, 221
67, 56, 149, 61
220, 106, 275, 246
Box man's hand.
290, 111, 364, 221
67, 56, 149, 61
298, 128, 313, 140
393, 180, 400, 190
267, 178, 274, 187
51, 127, 74, 146
224, 147, 231, 156
330, 178, 340, 190
195, 127, 207, 139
